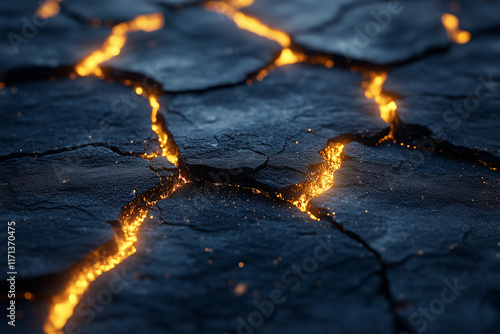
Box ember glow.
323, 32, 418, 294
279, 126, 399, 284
73, 12, 177, 165
36, 0, 63, 19
43, 12, 181, 334
206, 0, 346, 217
43, 177, 184, 334
275, 48, 306, 67
206, 1, 291, 48
362, 71, 398, 124
142, 95, 180, 166
76, 13, 164, 77
292, 143, 345, 220
206, 0, 335, 83
441, 13, 471, 44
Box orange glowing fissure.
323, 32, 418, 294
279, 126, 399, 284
205, 0, 350, 218
73, 13, 177, 165
441, 13, 471, 44
291, 143, 345, 220
44, 13, 186, 334
43, 176, 184, 334
361, 71, 398, 125
75, 13, 165, 77
289, 70, 399, 219
205, 0, 333, 82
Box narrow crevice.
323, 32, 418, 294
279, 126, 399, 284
387, 227, 474, 269
0, 142, 137, 163
306, 205, 411, 334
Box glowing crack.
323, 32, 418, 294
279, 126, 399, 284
43, 12, 185, 334
43, 176, 184, 334
75, 13, 165, 77
290, 143, 345, 220
206, 0, 333, 83
361, 71, 398, 125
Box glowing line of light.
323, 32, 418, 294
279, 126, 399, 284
362, 71, 398, 124
43, 177, 184, 333
76, 13, 164, 77
291, 143, 345, 220
206, 1, 334, 82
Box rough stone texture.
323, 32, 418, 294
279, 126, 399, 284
242, 0, 365, 34
245, 0, 500, 66
244, 0, 448, 65
311, 143, 500, 334
165, 64, 387, 188
0, 77, 153, 157
104, 7, 281, 92
385, 35, 500, 155
1, 0, 499, 334
64, 0, 162, 23
0, 1, 108, 74
295, 0, 449, 65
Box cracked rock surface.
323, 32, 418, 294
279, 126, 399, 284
312, 142, 500, 333
0, 146, 171, 279
82, 185, 390, 334
0, 0, 499, 334
385, 35, 500, 155
0, 77, 153, 157
166, 64, 386, 188
0, 1, 108, 74
104, 7, 281, 92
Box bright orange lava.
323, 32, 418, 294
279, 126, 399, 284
36, 0, 63, 19
441, 13, 471, 44
205, 0, 344, 215
206, 1, 290, 48
206, 0, 299, 81
207, 1, 334, 83
292, 143, 345, 220
141, 94, 180, 166
362, 71, 398, 124
76, 13, 164, 77
43, 12, 183, 334
275, 48, 306, 67
43, 177, 184, 334
73, 12, 176, 165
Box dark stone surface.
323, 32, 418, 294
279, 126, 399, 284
104, 7, 281, 92
295, 0, 449, 65
64, 0, 163, 22
384, 35, 500, 155
245, 0, 500, 66
245, 0, 449, 65
243, 0, 366, 34
0, 77, 153, 157
165, 64, 387, 188
311, 142, 500, 333
0, 1, 108, 74
1, 1, 499, 334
